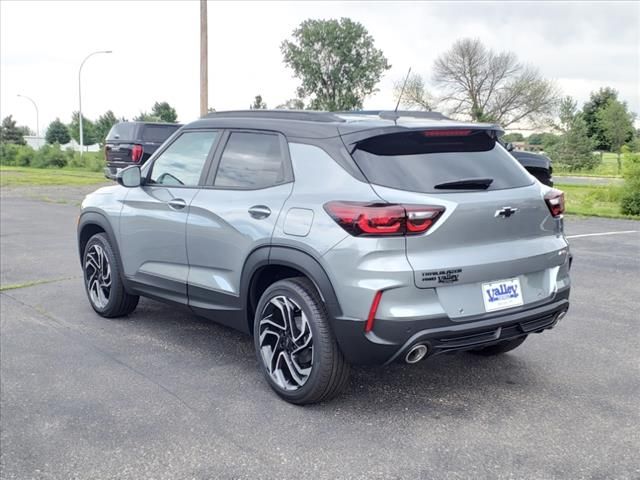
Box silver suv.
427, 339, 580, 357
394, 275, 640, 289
78, 110, 571, 404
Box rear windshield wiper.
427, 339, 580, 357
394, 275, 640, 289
434, 178, 494, 190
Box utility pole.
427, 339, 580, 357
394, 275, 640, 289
200, 0, 208, 117
79, 50, 111, 156
17, 94, 39, 139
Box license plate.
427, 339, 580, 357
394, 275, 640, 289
482, 278, 523, 312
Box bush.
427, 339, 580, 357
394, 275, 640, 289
31, 144, 68, 168
620, 146, 640, 216
0, 143, 21, 165
67, 150, 105, 172
15, 145, 36, 166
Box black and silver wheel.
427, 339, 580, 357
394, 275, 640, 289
254, 277, 349, 404
83, 233, 139, 318
469, 335, 528, 356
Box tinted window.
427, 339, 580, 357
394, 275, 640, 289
150, 131, 218, 186
214, 132, 287, 189
106, 123, 136, 141
141, 124, 181, 143
352, 131, 533, 193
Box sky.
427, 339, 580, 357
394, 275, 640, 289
1, 0, 638, 135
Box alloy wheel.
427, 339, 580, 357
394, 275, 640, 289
85, 244, 111, 309
258, 295, 313, 391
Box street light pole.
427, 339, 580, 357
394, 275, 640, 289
78, 50, 111, 156
17, 94, 39, 139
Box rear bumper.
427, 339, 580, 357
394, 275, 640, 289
332, 287, 570, 365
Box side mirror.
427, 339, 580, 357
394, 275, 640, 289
116, 165, 142, 188
505, 142, 514, 152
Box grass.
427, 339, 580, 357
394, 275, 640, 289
0, 277, 75, 292
0, 166, 107, 187
557, 183, 639, 220
554, 152, 622, 178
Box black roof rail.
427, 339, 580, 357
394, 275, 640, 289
205, 110, 345, 123
336, 110, 451, 121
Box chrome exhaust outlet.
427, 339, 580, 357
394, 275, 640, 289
405, 344, 428, 364
556, 310, 568, 321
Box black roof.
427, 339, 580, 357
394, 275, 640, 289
185, 110, 503, 140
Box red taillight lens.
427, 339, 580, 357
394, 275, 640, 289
131, 144, 143, 163
423, 129, 472, 137
545, 189, 565, 218
365, 290, 383, 333
324, 202, 444, 236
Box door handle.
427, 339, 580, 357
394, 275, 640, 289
167, 198, 187, 210
248, 205, 271, 219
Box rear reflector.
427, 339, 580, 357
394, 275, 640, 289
365, 290, 383, 333
544, 189, 565, 218
131, 144, 144, 163
423, 129, 472, 137
323, 201, 444, 236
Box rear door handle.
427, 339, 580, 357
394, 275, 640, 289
167, 198, 187, 210
248, 205, 271, 219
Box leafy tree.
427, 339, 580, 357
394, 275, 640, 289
45, 118, 71, 144
151, 101, 178, 123
281, 18, 390, 110
582, 87, 619, 151
0, 115, 27, 145
134, 112, 160, 122
596, 99, 635, 173
502, 132, 524, 142
68, 112, 97, 146
620, 145, 640, 215
433, 38, 559, 127
94, 110, 118, 146
276, 98, 306, 110
250, 95, 267, 109
393, 73, 435, 111
547, 96, 596, 171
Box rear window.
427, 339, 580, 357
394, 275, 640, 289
106, 123, 136, 141
141, 124, 180, 143
352, 130, 533, 193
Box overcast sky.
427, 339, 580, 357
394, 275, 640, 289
1, 1, 638, 134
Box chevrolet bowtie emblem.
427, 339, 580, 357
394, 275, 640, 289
495, 207, 519, 218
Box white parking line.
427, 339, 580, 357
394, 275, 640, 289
566, 230, 639, 239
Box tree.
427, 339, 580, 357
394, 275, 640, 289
94, 111, 118, 146
134, 112, 160, 122
276, 98, 306, 110
68, 112, 97, 146
582, 87, 619, 151
502, 132, 524, 142
0, 115, 27, 145
250, 95, 267, 109
547, 96, 596, 171
151, 101, 178, 123
393, 73, 435, 111
597, 99, 635, 173
433, 38, 559, 127
45, 118, 71, 144
281, 18, 390, 111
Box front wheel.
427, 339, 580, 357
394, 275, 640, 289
254, 277, 349, 405
469, 335, 528, 356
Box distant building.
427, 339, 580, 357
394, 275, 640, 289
24, 136, 100, 152
512, 141, 543, 152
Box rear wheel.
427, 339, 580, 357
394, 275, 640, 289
83, 233, 139, 318
254, 277, 349, 405
469, 335, 528, 356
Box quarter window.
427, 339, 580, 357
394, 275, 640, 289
214, 132, 287, 189
150, 131, 218, 186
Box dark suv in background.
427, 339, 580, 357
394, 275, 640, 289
104, 121, 182, 179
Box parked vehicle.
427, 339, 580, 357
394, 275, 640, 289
504, 143, 554, 186
103, 121, 182, 179
78, 110, 571, 404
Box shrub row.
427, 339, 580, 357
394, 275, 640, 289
620, 147, 640, 216
0, 143, 105, 172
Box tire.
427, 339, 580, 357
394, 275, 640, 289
83, 233, 139, 318
469, 335, 528, 356
253, 277, 349, 405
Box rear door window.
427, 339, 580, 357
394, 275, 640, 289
141, 124, 181, 143
213, 132, 289, 189
352, 131, 533, 193
106, 123, 136, 141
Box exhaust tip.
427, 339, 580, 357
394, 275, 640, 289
405, 344, 428, 364
556, 310, 568, 321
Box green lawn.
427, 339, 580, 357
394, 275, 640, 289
554, 152, 621, 177
0, 166, 107, 187
557, 183, 638, 219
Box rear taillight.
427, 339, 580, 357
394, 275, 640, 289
323, 201, 444, 236
131, 144, 143, 163
545, 189, 565, 218
422, 129, 472, 137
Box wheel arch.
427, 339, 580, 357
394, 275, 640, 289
77, 212, 127, 285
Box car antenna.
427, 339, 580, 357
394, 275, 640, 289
394, 67, 412, 113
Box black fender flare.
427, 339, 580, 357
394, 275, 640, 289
240, 245, 343, 332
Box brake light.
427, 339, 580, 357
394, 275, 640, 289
131, 144, 143, 163
544, 189, 565, 218
423, 129, 472, 137
324, 202, 444, 236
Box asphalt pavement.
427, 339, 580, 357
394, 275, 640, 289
1, 186, 639, 479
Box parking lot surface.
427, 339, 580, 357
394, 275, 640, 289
1, 187, 639, 479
